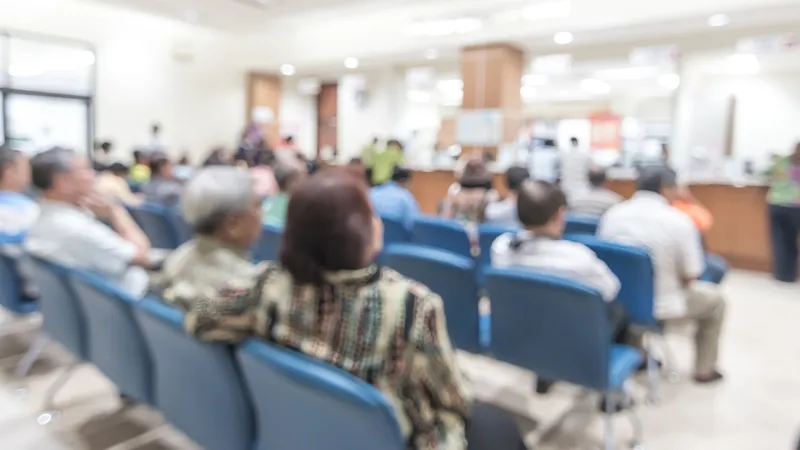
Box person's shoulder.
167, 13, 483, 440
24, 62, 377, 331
378, 267, 443, 309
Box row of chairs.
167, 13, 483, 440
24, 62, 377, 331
9, 256, 407, 450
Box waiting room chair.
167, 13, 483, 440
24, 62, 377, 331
565, 214, 599, 235
253, 225, 283, 262
477, 224, 519, 271
237, 340, 405, 450
484, 268, 643, 450
384, 244, 482, 353
68, 270, 154, 405
0, 252, 37, 317
411, 216, 472, 259
380, 214, 411, 247
132, 298, 254, 450
127, 203, 180, 250
169, 207, 193, 246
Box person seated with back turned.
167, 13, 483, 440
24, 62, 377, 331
95, 162, 142, 206
569, 167, 623, 217
142, 156, 183, 207
369, 166, 419, 232
165, 168, 528, 450
25, 147, 154, 298
262, 159, 307, 228
484, 165, 529, 226
598, 165, 726, 384
442, 159, 498, 223
154, 166, 263, 306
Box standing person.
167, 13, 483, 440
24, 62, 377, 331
94, 163, 141, 205
129, 149, 151, 183
149, 122, 164, 153
766, 142, 800, 282
569, 167, 623, 217
484, 166, 529, 226
369, 167, 419, 232
142, 157, 183, 207
174, 154, 194, 181
370, 139, 405, 186
262, 160, 306, 227
560, 137, 590, 200
528, 139, 560, 184
93, 141, 113, 171
599, 166, 726, 384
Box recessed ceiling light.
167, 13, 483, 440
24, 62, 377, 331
424, 49, 439, 60
280, 64, 295, 76
658, 73, 681, 90
344, 57, 359, 69
553, 32, 573, 45
708, 13, 729, 27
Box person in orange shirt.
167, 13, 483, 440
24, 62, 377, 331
672, 187, 728, 284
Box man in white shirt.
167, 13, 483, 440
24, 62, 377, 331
492, 179, 620, 301
569, 167, 623, 217
484, 166, 529, 227
25, 147, 154, 298
560, 136, 590, 201
598, 166, 725, 384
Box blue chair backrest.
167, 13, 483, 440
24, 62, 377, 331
26, 256, 88, 360
128, 203, 179, 250
477, 224, 519, 270
565, 215, 599, 235
384, 244, 481, 353
253, 225, 282, 262
380, 215, 411, 247
237, 340, 405, 450
169, 208, 193, 246
68, 270, 153, 404
0, 252, 37, 315
133, 298, 254, 450
411, 216, 472, 259
484, 268, 611, 391
566, 234, 656, 327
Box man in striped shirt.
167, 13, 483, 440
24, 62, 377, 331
569, 167, 623, 217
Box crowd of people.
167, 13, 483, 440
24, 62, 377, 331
1, 131, 799, 449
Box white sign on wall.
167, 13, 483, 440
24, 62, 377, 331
457, 109, 503, 146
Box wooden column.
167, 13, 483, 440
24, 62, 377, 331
246, 72, 281, 145
460, 43, 524, 160
317, 83, 338, 158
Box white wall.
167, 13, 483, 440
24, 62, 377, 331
279, 84, 317, 160
0, 0, 245, 164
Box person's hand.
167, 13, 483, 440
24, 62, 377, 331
80, 193, 117, 220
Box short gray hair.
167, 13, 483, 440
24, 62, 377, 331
31, 147, 75, 190
182, 166, 255, 234
0, 147, 23, 183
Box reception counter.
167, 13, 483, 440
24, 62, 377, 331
407, 169, 772, 272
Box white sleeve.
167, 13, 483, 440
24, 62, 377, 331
576, 245, 621, 302
677, 218, 705, 279
76, 221, 137, 277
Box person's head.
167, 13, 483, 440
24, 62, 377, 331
151, 123, 161, 136
386, 139, 403, 151
0, 147, 31, 193
253, 149, 276, 167
588, 167, 608, 189
517, 180, 568, 237
505, 166, 529, 194
660, 142, 670, 162
371, 137, 379, 146
392, 167, 412, 187
132, 150, 149, 165
543, 138, 556, 148
31, 147, 94, 203
150, 157, 174, 180
107, 162, 129, 178
182, 166, 262, 250
570, 137, 579, 147
274, 160, 306, 194
459, 159, 493, 190
281, 169, 382, 285
99, 141, 112, 154
636, 165, 679, 201
178, 154, 190, 165
284, 135, 295, 145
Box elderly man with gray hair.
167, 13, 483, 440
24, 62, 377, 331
155, 166, 264, 310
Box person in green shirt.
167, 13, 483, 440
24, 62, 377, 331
370, 139, 405, 186
766, 142, 800, 282
262, 160, 306, 227
129, 150, 151, 183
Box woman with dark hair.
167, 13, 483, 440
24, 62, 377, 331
167, 168, 527, 450
442, 158, 498, 223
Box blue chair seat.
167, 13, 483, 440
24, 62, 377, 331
127, 203, 180, 250
253, 225, 282, 262
0, 252, 38, 316
411, 216, 472, 259
608, 345, 643, 390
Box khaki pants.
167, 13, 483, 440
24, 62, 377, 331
665, 281, 726, 374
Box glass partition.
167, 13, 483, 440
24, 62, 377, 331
7, 37, 94, 96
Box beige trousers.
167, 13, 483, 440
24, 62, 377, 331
665, 281, 727, 374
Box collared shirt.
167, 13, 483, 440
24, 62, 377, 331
560, 149, 590, 199
370, 148, 404, 185
142, 177, 183, 207
262, 193, 289, 227
598, 191, 705, 318
483, 197, 520, 227
569, 187, 623, 217
0, 191, 39, 241
25, 200, 149, 298
491, 231, 620, 302
164, 263, 471, 450
95, 173, 141, 206
369, 182, 419, 231
766, 156, 800, 205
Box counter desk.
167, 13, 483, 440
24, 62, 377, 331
408, 169, 771, 272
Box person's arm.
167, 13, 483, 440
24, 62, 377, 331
678, 219, 705, 286
107, 205, 151, 264
579, 247, 621, 302
403, 191, 420, 231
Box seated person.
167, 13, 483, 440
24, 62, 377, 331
369, 139, 405, 186
129, 149, 151, 183
25, 147, 154, 298
671, 186, 728, 284
166, 169, 527, 450
142, 157, 183, 207
95, 162, 142, 205
262, 160, 306, 227
484, 166, 529, 227
441, 159, 498, 223
492, 179, 620, 301
569, 167, 623, 217
599, 166, 726, 384
155, 166, 263, 308
250, 150, 278, 198
369, 167, 419, 232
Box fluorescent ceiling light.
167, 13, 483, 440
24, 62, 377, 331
522, 74, 549, 85
8, 65, 44, 77
344, 57, 359, 69
708, 13, 729, 27
407, 18, 482, 37
727, 53, 759, 74
424, 49, 439, 60
520, 86, 537, 98
594, 66, 657, 80
280, 64, 295, 76
553, 32, 573, 45
522, 0, 571, 21
658, 73, 681, 90
580, 78, 611, 94
407, 90, 432, 103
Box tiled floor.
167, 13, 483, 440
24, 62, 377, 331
0, 270, 798, 449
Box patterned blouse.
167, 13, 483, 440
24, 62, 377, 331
162, 261, 472, 450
